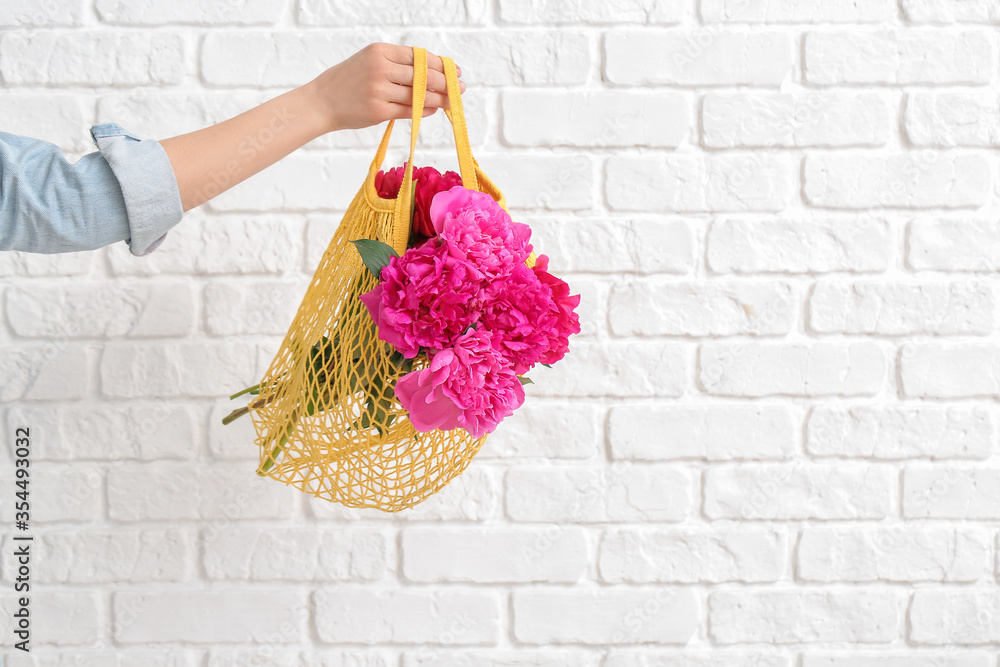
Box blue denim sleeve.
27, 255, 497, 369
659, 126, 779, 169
0, 123, 183, 256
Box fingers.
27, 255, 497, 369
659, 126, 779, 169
384, 43, 462, 78
386, 63, 465, 96
386, 103, 439, 120
385, 83, 450, 109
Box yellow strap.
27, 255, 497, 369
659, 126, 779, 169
368, 119, 395, 182
442, 56, 478, 190
391, 46, 427, 254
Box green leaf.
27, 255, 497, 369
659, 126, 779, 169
350, 239, 399, 280
540, 363, 553, 369
517, 376, 534, 385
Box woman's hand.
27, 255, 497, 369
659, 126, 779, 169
162, 42, 461, 211
305, 42, 466, 134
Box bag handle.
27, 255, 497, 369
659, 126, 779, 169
366, 47, 480, 227
442, 55, 478, 190
389, 46, 428, 253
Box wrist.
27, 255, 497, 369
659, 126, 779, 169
297, 78, 339, 136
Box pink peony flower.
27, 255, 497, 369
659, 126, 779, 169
395, 329, 525, 437
529, 254, 581, 366
480, 256, 581, 374
429, 185, 533, 279
359, 237, 486, 358
375, 164, 463, 238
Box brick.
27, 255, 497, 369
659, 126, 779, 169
908, 219, 1000, 271
701, 0, 896, 22
0, 591, 100, 645
204, 280, 308, 336
0, 31, 185, 85
505, 466, 691, 522
606, 31, 792, 86
531, 342, 687, 398
97, 92, 267, 138
809, 281, 994, 334
709, 590, 903, 643
806, 30, 994, 85
208, 154, 371, 213
0, 95, 90, 152
107, 217, 304, 276
0, 250, 92, 277
16, 528, 196, 583
404, 30, 590, 87
611, 280, 794, 336
402, 527, 587, 583
107, 463, 295, 521
707, 218, 890, 274
499, 0, 682, 23
302, 0, 488, 24
211, 651, 391, 667
910, 589, 1000, 644
798, 526, 990, 582
904, 466, 1000, 518
901, 344, 1000, 398
7, 282, 195, 338
606, 154, 792, 212
609, 405, 797, 461
902, 0, 1000, 22
404, 652, 598, 667
0, 344, 90, 401
541, 219, 694, 275
513, 588, 698, 644
702, 93, 889, 148
605, 654, 791, 667
503, 91, 689, 148
905, 93, 1000, 146
201, 32, 368, 87
99, 341, 267, 398
599, 527, 787, 583
96, 0, 284, 24
314, 588, 500, 644
0, 0, 83, 26
474, 154, 594, 211
803, 153, 991, 209
6, 404, 198, 460
307, 466, 498, 522
704, 464, 894, 520
479, 403, 602, 460
3, 650, 201, 667
2, 464, 105, 523
115, 589, 306, 643
203, 528, 386, 581
803, 656, 991, 667
699, 342, 887, 397
807, 406, 994, 459
209, 402, 260, 461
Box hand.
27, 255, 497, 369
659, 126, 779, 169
306, 42, 466, 134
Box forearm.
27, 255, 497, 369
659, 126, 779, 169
160, 82, 329, 211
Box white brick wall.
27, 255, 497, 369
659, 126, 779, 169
2, 2, 1000, 664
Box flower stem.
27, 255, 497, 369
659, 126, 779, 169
221, 406, 249, 425
230, 383, 260, 400
256, 419, 296, 476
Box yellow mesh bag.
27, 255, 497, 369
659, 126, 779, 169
246, 46, 521, 512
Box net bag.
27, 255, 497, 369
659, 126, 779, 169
247, 46, 512, 512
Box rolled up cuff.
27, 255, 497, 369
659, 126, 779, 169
90, 123, 183, 256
